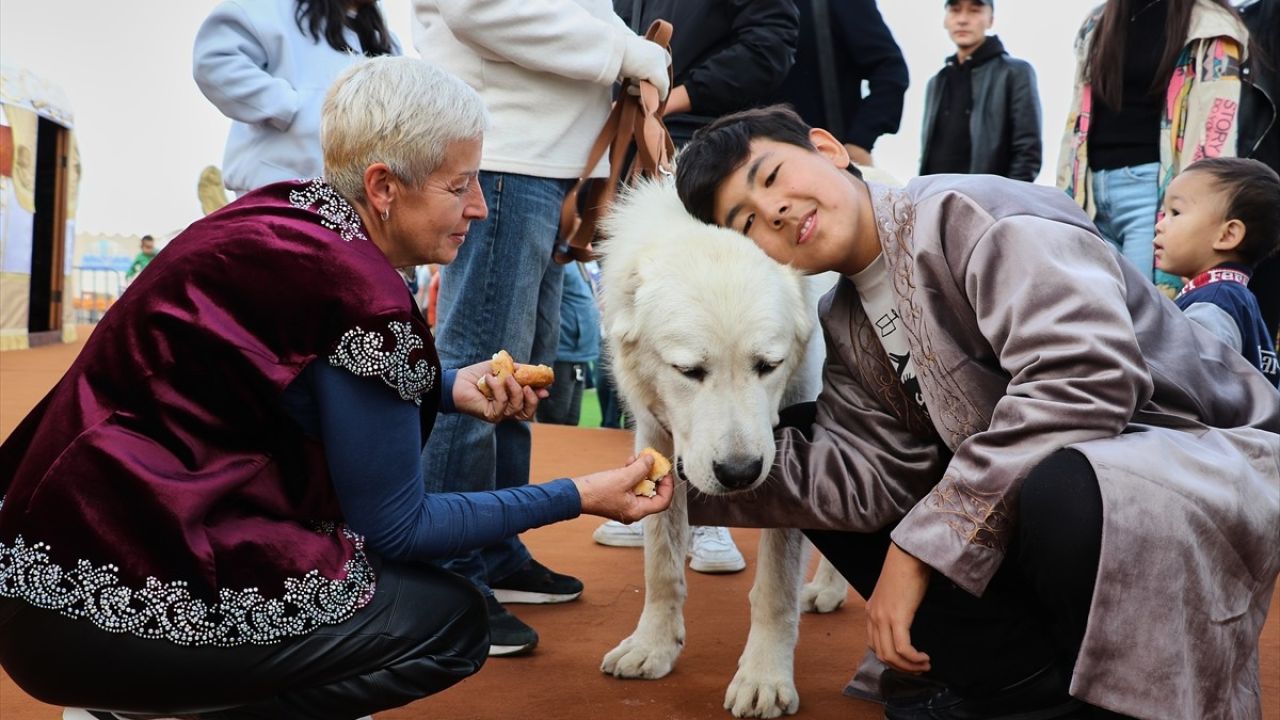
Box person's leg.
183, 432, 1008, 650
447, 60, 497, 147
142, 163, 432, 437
485, 233, 566, 583
1018, 448, 1137, 720
1094, 162, 1164, 290
536, 360, 578, 425
1016, 449, 1104, 670
596, 347, 622, 429
0, 562, 487, 720
565, 363, 585, 425
423, 172, 570, 594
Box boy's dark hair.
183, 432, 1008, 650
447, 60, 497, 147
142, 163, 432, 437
140, 235, 154, 244
1185, 157, 1280, 266
675, 104, 861, 226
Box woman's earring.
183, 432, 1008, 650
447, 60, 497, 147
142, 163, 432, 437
380, 206, 390, 222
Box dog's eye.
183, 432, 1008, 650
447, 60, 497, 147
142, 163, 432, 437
674, 365, 707, 382
754, 359, 782, 376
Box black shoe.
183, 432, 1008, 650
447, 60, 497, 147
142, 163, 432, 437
883, 664, 1087, 720
491, 559, 583, 604
485, 595, 538, 657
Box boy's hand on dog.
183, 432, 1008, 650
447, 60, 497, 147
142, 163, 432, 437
454, 360, 547, 422
575, 454, 674, 523
865, 542, 932, 674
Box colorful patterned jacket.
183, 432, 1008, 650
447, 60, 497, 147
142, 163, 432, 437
1056, 0, 1249, 297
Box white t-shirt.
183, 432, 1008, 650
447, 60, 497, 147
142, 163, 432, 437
850, 254, 929, 416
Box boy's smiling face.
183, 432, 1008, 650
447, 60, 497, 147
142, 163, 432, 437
711, 129, 878, 276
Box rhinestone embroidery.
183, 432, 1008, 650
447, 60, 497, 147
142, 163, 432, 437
0, 528, 376, 647
329, 321, 436, 405
288, 178, 368, 243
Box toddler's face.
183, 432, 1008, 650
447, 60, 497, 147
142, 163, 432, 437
1154, 171, 1231, 278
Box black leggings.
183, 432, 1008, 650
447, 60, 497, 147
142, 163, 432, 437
0, 560, 489, 720
803, 439, 1103, 695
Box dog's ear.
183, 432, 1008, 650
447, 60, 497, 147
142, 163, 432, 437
606, 265, 647, 346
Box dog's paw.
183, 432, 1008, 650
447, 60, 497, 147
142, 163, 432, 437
800, 576, 847, 613
601, 633, 682, 679
800, 557, 848, 613
724, 671, 799, 718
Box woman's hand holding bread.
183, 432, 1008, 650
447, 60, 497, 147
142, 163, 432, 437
454, 352, 548, 422
574, 450, 674, 524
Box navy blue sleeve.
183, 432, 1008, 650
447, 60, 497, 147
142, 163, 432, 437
295, 362, 581, 561
440, 369, 458, 413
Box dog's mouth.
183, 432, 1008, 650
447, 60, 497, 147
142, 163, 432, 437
675, 456, 687, 484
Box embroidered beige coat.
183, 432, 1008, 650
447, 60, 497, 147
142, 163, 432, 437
689, 177, 1280, 720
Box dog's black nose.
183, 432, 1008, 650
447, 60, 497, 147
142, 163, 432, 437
713, 457, 763, 490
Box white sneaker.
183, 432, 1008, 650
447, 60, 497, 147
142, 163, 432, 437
592, 519, 645, 547
688, 525, 746, 574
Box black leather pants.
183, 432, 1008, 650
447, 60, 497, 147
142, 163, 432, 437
0, 560, 489, 719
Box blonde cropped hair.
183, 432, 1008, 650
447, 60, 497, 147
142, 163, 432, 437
322, 56, 488, 203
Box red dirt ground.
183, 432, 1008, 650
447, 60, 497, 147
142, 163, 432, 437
2, 329, 1276, 720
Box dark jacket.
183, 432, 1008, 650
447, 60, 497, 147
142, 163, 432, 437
919, 35, 1042, 181
1238, 0, 1279, 339
1238, 0, 1278, 171
772, 0, 907, 151
615, 0, 798, 145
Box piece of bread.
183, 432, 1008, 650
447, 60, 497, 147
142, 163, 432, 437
633, 447, 671, 497
476, 350, 554, 398
513, 364, 555, 388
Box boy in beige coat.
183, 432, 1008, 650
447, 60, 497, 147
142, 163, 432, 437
676, 105, 1279, 720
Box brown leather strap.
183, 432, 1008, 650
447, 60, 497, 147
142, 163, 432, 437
555, 19, 674, 264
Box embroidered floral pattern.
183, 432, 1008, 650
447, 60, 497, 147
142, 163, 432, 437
288, 178, 368, 243
328, 321, 436, 405
871, 185, 985, 449
869, 185, 1014, 552
0, 529, 376, 647
923, 478, 1012, 551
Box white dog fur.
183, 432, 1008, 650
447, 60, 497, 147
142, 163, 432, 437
595, 176, 848, 718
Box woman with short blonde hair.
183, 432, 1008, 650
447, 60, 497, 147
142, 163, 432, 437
0, 57, 673, 719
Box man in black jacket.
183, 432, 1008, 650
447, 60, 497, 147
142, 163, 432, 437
919, 0, 1042, 181
1239, 0, 1279, 340
614, 0, 799, 147
773, 0, 908, 167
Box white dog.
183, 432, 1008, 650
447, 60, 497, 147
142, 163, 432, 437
595, 177, 847, 718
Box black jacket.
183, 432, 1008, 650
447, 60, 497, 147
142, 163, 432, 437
919, 35, 1042, 181
1237, 0, 1280, 339
1239, 0, 1278, 172
771, 0, 907, 151
615, 0, 798, 145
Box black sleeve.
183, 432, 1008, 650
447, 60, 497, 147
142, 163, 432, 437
1006, 60, 1043, 181
681, 0, 800, 116
834, 0, 909, 150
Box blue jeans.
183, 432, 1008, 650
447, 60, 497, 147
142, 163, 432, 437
423, 172, 570, 594
1091, 162, 1179, 292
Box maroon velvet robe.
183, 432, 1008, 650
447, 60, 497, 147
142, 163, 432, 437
0, 179, 439, 646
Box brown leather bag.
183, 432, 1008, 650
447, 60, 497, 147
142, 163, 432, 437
554, 19, 675, 265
